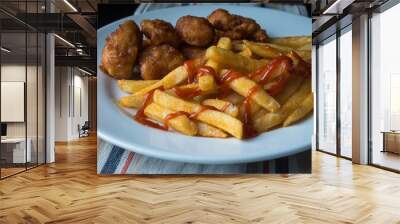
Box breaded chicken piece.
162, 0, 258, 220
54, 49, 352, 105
207, 8, 233, 31
139, 44, 184, 80
208, 8, 269, 42
253, 29, 269, 42
140, 19, 181, 48
181, 46, 206, 60
101, 20, 142, 79
176, 16, 214, 47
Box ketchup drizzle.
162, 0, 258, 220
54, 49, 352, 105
218, 70, 244, 98
172, 86, 202, 99
163, 111, 189, 129
134, 89, 168, 131
255, 56, 292, 85
242, 85, 261, 139
184, 60, 197, 83
189, 105, 214, 119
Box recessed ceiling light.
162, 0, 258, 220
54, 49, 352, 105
78, 67, 93, 76
1, 47, 11, 53
63, 0, 78, 12
54, 34, 75, 48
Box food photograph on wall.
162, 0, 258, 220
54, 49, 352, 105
97, 3, 313, 174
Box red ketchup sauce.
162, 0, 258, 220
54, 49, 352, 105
133, 89, 168, 131
163, 111, 190, 129
172, 86, 202, 99
241, 85, 261, 139
290, 51, 311, 78
220, 102, 231, 113
218, 70, 244, 98
249, 56, 293, 96
189, 105, 215, 119
184, 60, 197, 83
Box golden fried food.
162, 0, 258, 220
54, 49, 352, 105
232, 15, 260, 37
253, 29, 269, 42
139, 44, 184, 80
176, 16, 214, 47
101, 20, 141, 79
208, 8, 267, 42
181, 46, 206, 60
207, 8, 232, 30
140, 19, 181, 48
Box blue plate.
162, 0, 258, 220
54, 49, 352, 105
97, 5, 312, 164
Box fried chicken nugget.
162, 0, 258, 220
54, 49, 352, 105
208, 8, 268, 42
101, 20, 141, 79
139, 44, 185, 80
176, 16, 214, 47
140, 19, 181, 48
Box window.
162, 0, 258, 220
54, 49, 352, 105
317, 35, 337, 154
339, 27, 352, 158
370, 3, 400, 171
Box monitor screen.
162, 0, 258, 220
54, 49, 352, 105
1, 123, 7, 137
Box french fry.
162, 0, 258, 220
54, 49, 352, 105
220, 70, 280, 112
198, 60, 219, 92
283, 93, 313, 126
165, 83, 216, 100
144, 103, 197, 136
133, 65, 189, 96
278, 79, 311, 115
254, 79, 311, 132
296, 43, 311, 51
198, 75, 217, 92
206, 60, 220, 71
118, 80, 158, 93
243, 40, 281, 59
196, 122, 228, 138
223, 92, 244, 104
252, 109, 268, 121
119, 95, 145, 108
217, 37, 232, 50
270, 36, 311, 49
275, 75, 304, 104
238, 46, 252, 58
238, 99, 261, 119
265, 43, 311, 62
254, 112, 284, 132
153, 90, 243, 138
205, 46, 268, 73
232, 41, 245, 51
202, 99, 239, 117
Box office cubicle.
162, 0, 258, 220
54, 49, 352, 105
0, 1, 46, 179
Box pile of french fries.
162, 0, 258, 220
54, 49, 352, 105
117, 36, 313, 139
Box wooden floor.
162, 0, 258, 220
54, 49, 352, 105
1, 136, 400, 224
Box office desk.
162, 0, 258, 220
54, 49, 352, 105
1, 138, 31, 163
381, 131, 400, 154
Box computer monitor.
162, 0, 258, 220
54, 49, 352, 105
1, 123, 7, 137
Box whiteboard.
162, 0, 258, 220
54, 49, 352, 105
1, 82, 25, 122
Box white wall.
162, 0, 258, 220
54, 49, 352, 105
54, 67, 89, 141
1, 64, 46, 164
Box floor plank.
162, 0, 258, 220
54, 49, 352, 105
0, 135, 400, 224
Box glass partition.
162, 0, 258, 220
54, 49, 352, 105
1, 30, 28, 177
0, 1, 46, 179
317, 35, 337, 154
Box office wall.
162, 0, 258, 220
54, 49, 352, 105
0, 64, 41, 139
54, 67, 89, 141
